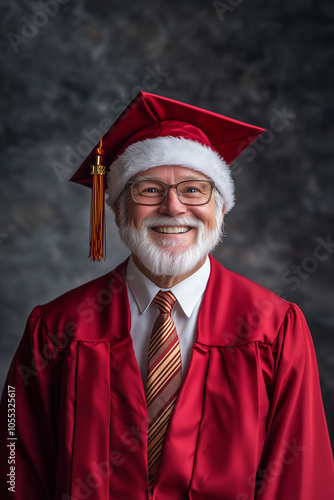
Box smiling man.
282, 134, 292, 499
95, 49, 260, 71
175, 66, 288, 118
116, 165, 224, 286
0, 92, 333, 500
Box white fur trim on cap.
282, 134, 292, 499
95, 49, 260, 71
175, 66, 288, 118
106, 136, 235, 212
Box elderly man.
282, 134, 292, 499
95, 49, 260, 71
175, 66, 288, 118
0, 92, 333, 500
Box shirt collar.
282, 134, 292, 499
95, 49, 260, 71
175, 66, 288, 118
126, 255, 211, 318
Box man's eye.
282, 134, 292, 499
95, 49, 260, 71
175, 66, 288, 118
139, 185, 163, 196
181, 186, 201, 195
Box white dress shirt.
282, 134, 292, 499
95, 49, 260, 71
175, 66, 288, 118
126, 256, 211, 386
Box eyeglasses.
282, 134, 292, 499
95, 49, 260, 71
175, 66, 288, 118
125, 179, 215, 206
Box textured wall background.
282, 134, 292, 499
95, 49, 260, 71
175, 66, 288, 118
1, 0, 333, 444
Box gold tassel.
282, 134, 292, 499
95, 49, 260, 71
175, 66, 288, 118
89, 138, 106, 261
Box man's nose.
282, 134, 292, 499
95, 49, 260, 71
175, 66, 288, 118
158, 187, 187, 216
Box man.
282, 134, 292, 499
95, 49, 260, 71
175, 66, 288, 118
0, 92, 333, 500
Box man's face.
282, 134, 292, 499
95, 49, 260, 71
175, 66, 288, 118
124, 165, 218, 252
116, 165, 225, 278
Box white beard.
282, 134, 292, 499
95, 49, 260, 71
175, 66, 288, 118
119, 213, 224, 277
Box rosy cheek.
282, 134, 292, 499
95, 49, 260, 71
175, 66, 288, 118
128, 206, 158, 229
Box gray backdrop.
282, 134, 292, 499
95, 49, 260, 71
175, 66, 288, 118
1, 0, 333, 445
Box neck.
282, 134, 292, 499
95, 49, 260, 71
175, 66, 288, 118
132, 254, 207, 288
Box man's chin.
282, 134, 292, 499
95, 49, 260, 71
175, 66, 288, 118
134, 242, 204, 277
148, 231, 196, 250
149, 238, 189, 252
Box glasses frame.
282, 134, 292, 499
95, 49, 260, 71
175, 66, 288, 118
125, 179, 216, 206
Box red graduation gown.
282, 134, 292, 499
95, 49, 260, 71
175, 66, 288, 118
0, 255, 333, 500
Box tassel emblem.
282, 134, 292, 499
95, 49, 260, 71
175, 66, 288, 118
89, 138, 106, 261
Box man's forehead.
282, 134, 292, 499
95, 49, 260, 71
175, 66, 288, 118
132, 165, 211, 182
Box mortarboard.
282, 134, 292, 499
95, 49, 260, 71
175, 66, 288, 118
70, 92, 265, 261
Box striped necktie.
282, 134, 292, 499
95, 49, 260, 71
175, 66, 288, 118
146, 290, 182, 493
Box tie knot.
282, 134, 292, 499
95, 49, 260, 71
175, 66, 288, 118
153, 291, 176, 314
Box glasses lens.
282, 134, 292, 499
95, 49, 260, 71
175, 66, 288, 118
132, 180, 165, 204
177, 180, 212, 205
130, 180, 213, 205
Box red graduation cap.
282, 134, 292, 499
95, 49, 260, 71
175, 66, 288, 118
70, 92, 265, 261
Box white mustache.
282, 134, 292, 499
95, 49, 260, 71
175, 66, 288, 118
141, 216, 204, 229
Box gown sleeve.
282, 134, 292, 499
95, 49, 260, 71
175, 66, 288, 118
0, 307, 58, 500
254, 303, 334, 500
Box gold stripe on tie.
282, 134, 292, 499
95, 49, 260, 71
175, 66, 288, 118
147, 290, 182, 495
